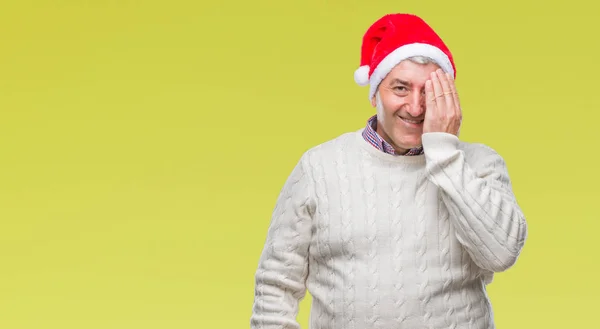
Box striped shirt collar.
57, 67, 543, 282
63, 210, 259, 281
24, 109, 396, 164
362, 115, 424, 156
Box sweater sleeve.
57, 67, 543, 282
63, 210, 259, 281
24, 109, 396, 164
421, 132, 527, 273
250, 154, 315, 329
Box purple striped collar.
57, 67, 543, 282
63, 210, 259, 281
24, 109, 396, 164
362, 115, 424, 156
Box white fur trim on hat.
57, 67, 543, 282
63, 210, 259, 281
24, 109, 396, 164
354, 65, 370, 86
368, 43, 454, 100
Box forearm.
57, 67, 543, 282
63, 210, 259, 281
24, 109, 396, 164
251, 155, 314, 328
251, 247, 309, 329
422, 133, 527, 272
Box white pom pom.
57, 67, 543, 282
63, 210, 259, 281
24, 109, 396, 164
354, 65, 370, 86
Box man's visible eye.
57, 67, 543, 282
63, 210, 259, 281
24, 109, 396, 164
394, 86, 407, 91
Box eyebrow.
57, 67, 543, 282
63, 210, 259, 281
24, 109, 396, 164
389, 78, 412, 87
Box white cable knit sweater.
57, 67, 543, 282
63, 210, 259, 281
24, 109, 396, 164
250, 129, 527, 329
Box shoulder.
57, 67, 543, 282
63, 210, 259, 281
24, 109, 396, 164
282, 131, 359, 187
300, 130, 360, 163
290, 130, 363, 178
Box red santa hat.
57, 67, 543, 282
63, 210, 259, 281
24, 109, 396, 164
354, 13, 456, 100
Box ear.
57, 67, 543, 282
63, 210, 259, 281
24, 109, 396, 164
370, 92, 377, 107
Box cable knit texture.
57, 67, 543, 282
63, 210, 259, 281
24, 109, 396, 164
251, 129, 527, 329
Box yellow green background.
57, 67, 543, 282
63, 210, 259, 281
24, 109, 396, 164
0, 1, 597, 328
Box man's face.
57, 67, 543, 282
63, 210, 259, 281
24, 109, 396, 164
371, 60, 441, 154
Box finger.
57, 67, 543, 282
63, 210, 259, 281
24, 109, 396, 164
446, 73, 460, 108
430, 71, 445, 109
425, 79, 436, 113
438, 70, 456, 112
446, 73, 461, 119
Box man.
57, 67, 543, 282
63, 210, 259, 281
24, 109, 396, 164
250, 13, 527, 329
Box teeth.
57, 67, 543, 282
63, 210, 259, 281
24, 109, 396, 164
400, 117, 422, 124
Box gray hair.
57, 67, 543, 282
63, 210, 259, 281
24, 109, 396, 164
405, 55, 436, 65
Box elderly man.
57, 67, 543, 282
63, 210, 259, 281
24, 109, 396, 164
250, 13, 527, 329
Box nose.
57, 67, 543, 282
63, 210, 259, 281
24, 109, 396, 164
406, 92, 425, 117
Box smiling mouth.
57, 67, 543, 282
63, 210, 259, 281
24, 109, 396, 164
397, 115, 424, 125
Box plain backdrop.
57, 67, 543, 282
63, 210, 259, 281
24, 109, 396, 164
0, 1, 598, 328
